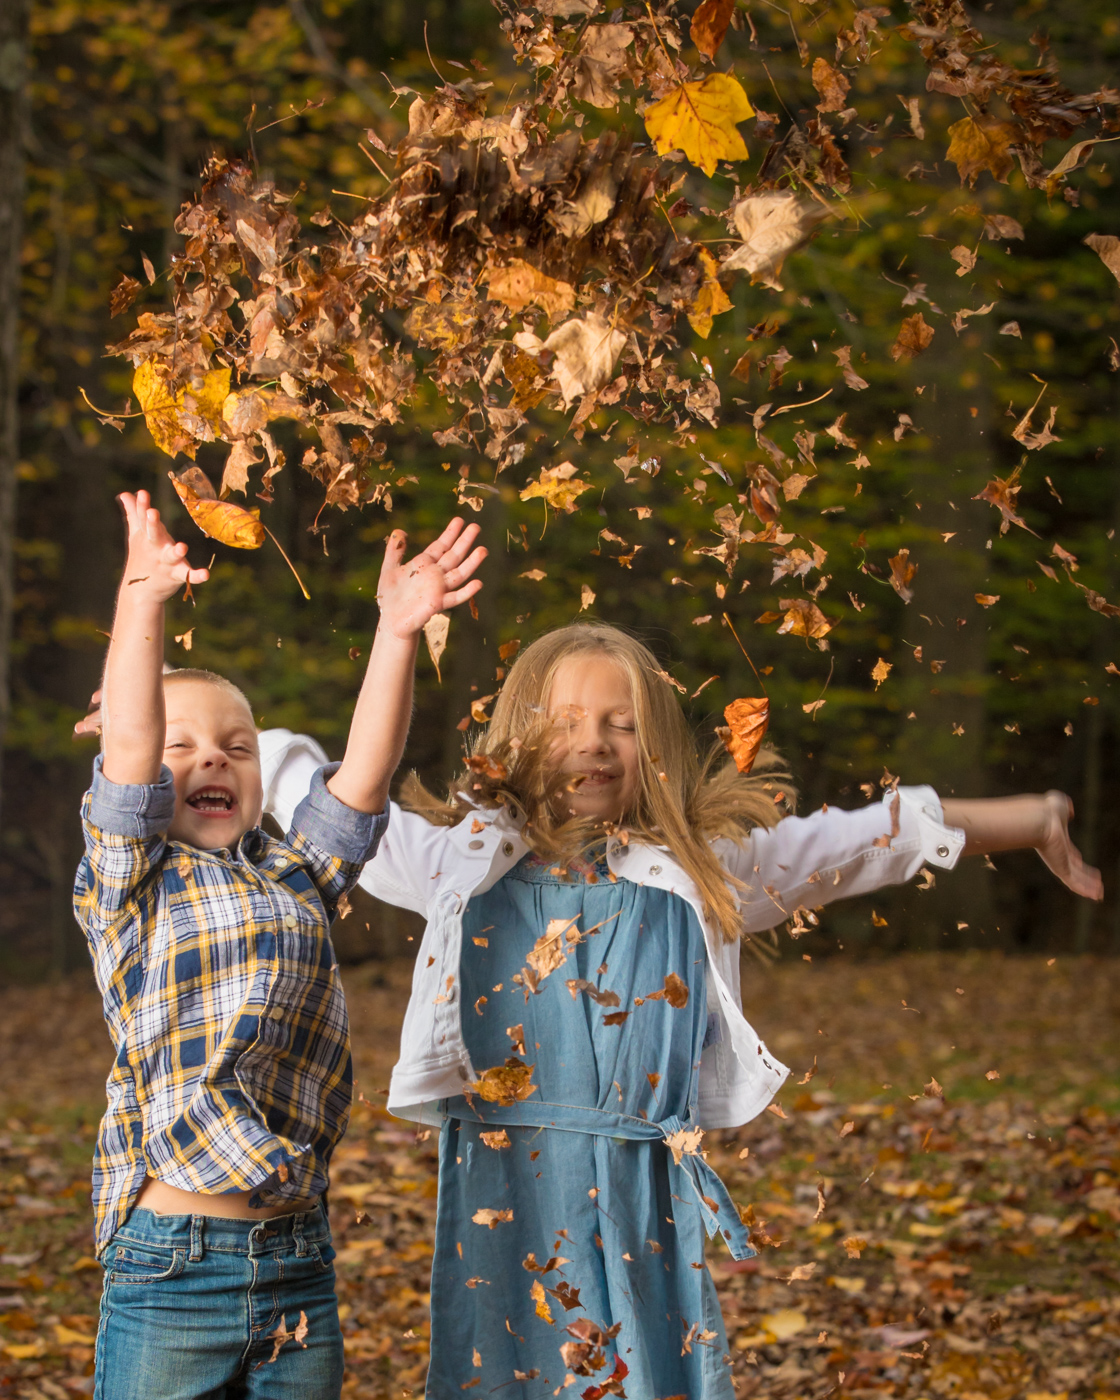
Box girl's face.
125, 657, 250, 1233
547, 653, 640, 823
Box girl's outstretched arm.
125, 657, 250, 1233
326, 518, 486, 816
941, 791, 1102, 901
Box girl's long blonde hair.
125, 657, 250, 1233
401, 624, 795, 942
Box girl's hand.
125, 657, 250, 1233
375, 518, 486, 640
118, 490, 209, 604
1037, 791, 1103, 901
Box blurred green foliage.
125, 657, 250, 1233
4, 0, 1120, 977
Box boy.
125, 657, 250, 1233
75, 491, 484, 1398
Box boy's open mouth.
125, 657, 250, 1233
186, 786, 237, 815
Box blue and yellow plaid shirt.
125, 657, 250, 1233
73, 755, 386, 1254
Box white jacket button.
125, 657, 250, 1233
468, 839, 484, 850
649, 864, 662, 875
502, 841, 514, 856
937, 844, 949, 858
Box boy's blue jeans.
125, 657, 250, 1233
94, 1202, 344, 1399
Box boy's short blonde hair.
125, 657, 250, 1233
163, 668, 254, 719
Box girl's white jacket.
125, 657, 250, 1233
259, 730, 965, 1131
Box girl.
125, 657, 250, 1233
262, 530, 1100, 1399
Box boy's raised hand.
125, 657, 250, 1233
119, 490, 210, 603
375, 518, 486, 638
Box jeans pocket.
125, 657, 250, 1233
280, 1241, 335, 1279
107, 1242, 185, 1285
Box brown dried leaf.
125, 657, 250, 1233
169, 471, 265, 550
1085, 233, 1120, 286
946, 116, 1018, 186
472, 1207, 514, 1228
888, 548, 917, 603
520, 461, 592, 514
889, 313, 935, 361
690, 0, 735, 60
471, 1058, 538, 1108
812, 58, 851, 112
486, 259, 576, 320
777, 598, 834, 640
724, 194, 828, 292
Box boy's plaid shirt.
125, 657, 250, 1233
73, 756, 386, 1254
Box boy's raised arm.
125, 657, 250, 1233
100, 491, 209, 786
326, 518, 486, 815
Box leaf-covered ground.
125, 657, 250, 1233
2, 952, 1119, 1399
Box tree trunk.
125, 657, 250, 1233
0, 0, 30, 824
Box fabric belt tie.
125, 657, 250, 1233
444, 1099, 755, 1261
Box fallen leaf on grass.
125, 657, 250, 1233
643, 72, 754, 177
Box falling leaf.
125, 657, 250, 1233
423, 613, 450, 682
174, 628, 195, 651
643, 72, 754, 177
1012, 384, 1061, 450
520, 568, 547, 581
486, 259, 576, 319
530, 1279, 555, 1324
975, 593, 1000, 607
888, 549, 917, 603
999, 320, 1022, 338
664, 1124, 705, 1165
889, 313, 935, 361
471, 1058, 538, 1107
723, 193, 827, 291
871, 658, 892, 689
716, 696, 770, 774
812, 58, 851, 113
574, 24, 634, 107
776, 598, 834, 640
109, 274, 142, 318
472, 1207, 514, 1228
985, 1069, 1000, 1081
690, 0, 735, 60
688, 249, 734, 338
526, 917, 580, 982
974, 466, 1035, 535
950, 244, 977, 276
785, 1262, 817, 1283
1085, 233, 1120, 286
580, 584, 596, 612
642, 972, 690, 1009
647, 1072, 662, 1091
833, 345, 869, 391
520, 461, 592, 513
134, 360, 230, 459
518, 314, 627, 407
265, 1309, 309, 1364
983, 214, 1025, 241
946, 116, 1018, 187
169, 471, 265, 549
844, 1236, 867, 1258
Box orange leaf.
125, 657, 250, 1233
888, 549, 917, 603
169, 472, 265, 549
690, 0, 735, 61
717, 696, 770, 774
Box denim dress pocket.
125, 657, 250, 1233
107, 1241, 185, 1285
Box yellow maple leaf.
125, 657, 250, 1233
520, 462, 592, 514
531, 1279, 555, 1325
687, 249, 734, 338
871, 657, 892, 689
946, 116, 1018, 187
133, 360, 231, 459
643, 72, 754, 177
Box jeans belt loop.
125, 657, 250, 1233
293, 1210, 308, 1257
188, 1215, 203, 1263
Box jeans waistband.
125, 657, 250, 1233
116, 1199, 330, 1258
448, 1100, 755, 1261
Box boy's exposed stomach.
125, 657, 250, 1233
135, 1175, 320, 1220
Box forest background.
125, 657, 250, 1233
1, 0, 1119, 981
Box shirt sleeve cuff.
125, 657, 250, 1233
895, 784, 965, 870
290, 762, 389, 865
86, 753, 178, 838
